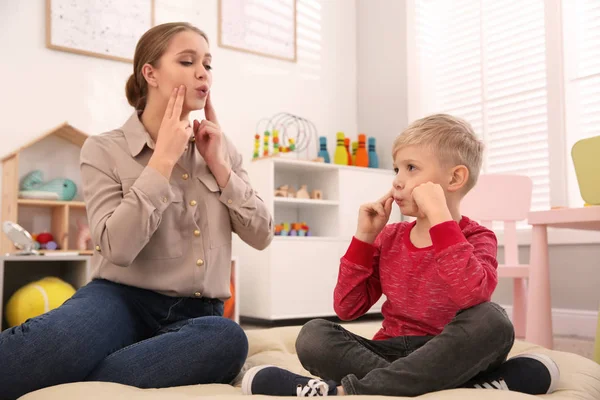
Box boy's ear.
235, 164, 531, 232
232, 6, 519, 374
447, 165, 469, 193
142, 63, 158, 88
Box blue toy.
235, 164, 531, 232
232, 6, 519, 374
317, 136, 331, 163
19, 170, 78, 201
368, 137, 379, 168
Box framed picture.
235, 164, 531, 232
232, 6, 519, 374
46, 0, 155, 63
218, 0, 297, 62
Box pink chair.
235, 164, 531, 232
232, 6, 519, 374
461, 174, 534, 338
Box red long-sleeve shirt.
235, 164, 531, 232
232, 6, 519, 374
334, 216, 498, 340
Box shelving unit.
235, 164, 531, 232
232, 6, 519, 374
233, 158, 402, 321
273, 197, 340, 207
0, 255, 91, 330
17, 199, 86, 208
1, 122, 91, 255
16, 199, 92, 255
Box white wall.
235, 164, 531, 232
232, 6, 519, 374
0, 0, 357, 169
356, 0, 408, 170
356, 0, 598, 335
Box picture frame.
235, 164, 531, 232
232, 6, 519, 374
218, 0, 297, 63
45, 0, 155, 63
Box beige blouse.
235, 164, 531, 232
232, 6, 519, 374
79, 112, 273, 299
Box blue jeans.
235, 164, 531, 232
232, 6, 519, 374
0, 279, 248, 399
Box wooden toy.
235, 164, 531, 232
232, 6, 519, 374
368, 137, 379, 168
296, 185, 310, 199
355, 133, 369, 167
76, 218, 92, 251
263, 130, 270, 157
352, 141, 358, 166
275, 222, 310, 236
334, 132, 348, 165
252, 113, 318, 160
275, 222, 292, 236
274, 185, 290, 197
275, 184, 323, 200
318, 136, 331, 163
253, 134, 260, 159
273, 130, 280, 155
344, 138, 352, 165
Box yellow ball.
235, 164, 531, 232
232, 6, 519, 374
5, 277, 76, 327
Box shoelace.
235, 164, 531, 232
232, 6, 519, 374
474, 379, 509, 390
297, 379, 330, 396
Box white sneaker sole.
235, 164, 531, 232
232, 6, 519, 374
241, 365, 275, 395
512, 353, 560, 394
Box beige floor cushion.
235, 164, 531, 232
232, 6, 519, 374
21, 323, 600, 399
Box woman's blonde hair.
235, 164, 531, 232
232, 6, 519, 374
393, 114, 484, 192
125, 22, 209, 111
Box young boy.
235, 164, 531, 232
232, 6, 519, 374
242, 114, 559, 397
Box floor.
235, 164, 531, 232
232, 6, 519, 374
553, 335, 595, 360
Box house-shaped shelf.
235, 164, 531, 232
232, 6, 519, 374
1, 123, 92, 255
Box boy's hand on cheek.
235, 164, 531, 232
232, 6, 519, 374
412, 182, 453, 226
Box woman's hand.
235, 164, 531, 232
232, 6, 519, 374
193, 92, 226, 166
148, 85, 192, 178
194, 91, 231, 187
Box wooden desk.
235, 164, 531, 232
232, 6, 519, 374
526, 206, 600, 349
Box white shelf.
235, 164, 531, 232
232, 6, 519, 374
273, 236, 341, 242
236, 156, 401, 321
274, 197, 339, 207
269, 157, 393, 175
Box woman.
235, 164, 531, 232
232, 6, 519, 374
0, 22, 273, 399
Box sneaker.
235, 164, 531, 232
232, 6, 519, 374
467, 353, 560, 395
242, 365, 338, 396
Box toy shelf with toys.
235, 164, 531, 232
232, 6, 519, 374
236, 113, 398, 322
234, 157, 401, 321
1, 123, 94, 256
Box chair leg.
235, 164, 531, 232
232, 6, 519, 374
513, 277, 528, 339
594, 302, 600, 364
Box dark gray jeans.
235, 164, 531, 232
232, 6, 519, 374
296, 302, 514, 396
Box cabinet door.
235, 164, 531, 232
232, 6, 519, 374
270, 238, 342, 319
338, 169, 402, 238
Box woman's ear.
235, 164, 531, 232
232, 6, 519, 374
141, 63, 158, 88
447, 165, 469, 193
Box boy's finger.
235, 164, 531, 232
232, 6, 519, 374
372, 203, 385, 217
378, 188, 394, 203
384, 197, 393, 217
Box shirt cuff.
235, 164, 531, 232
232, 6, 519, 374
343, 237, 377, 267
430, 220, 468, 252
132, 166, 174, 212
219, 170, 247, 208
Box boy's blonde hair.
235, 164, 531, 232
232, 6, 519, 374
393, 114, 484, 192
